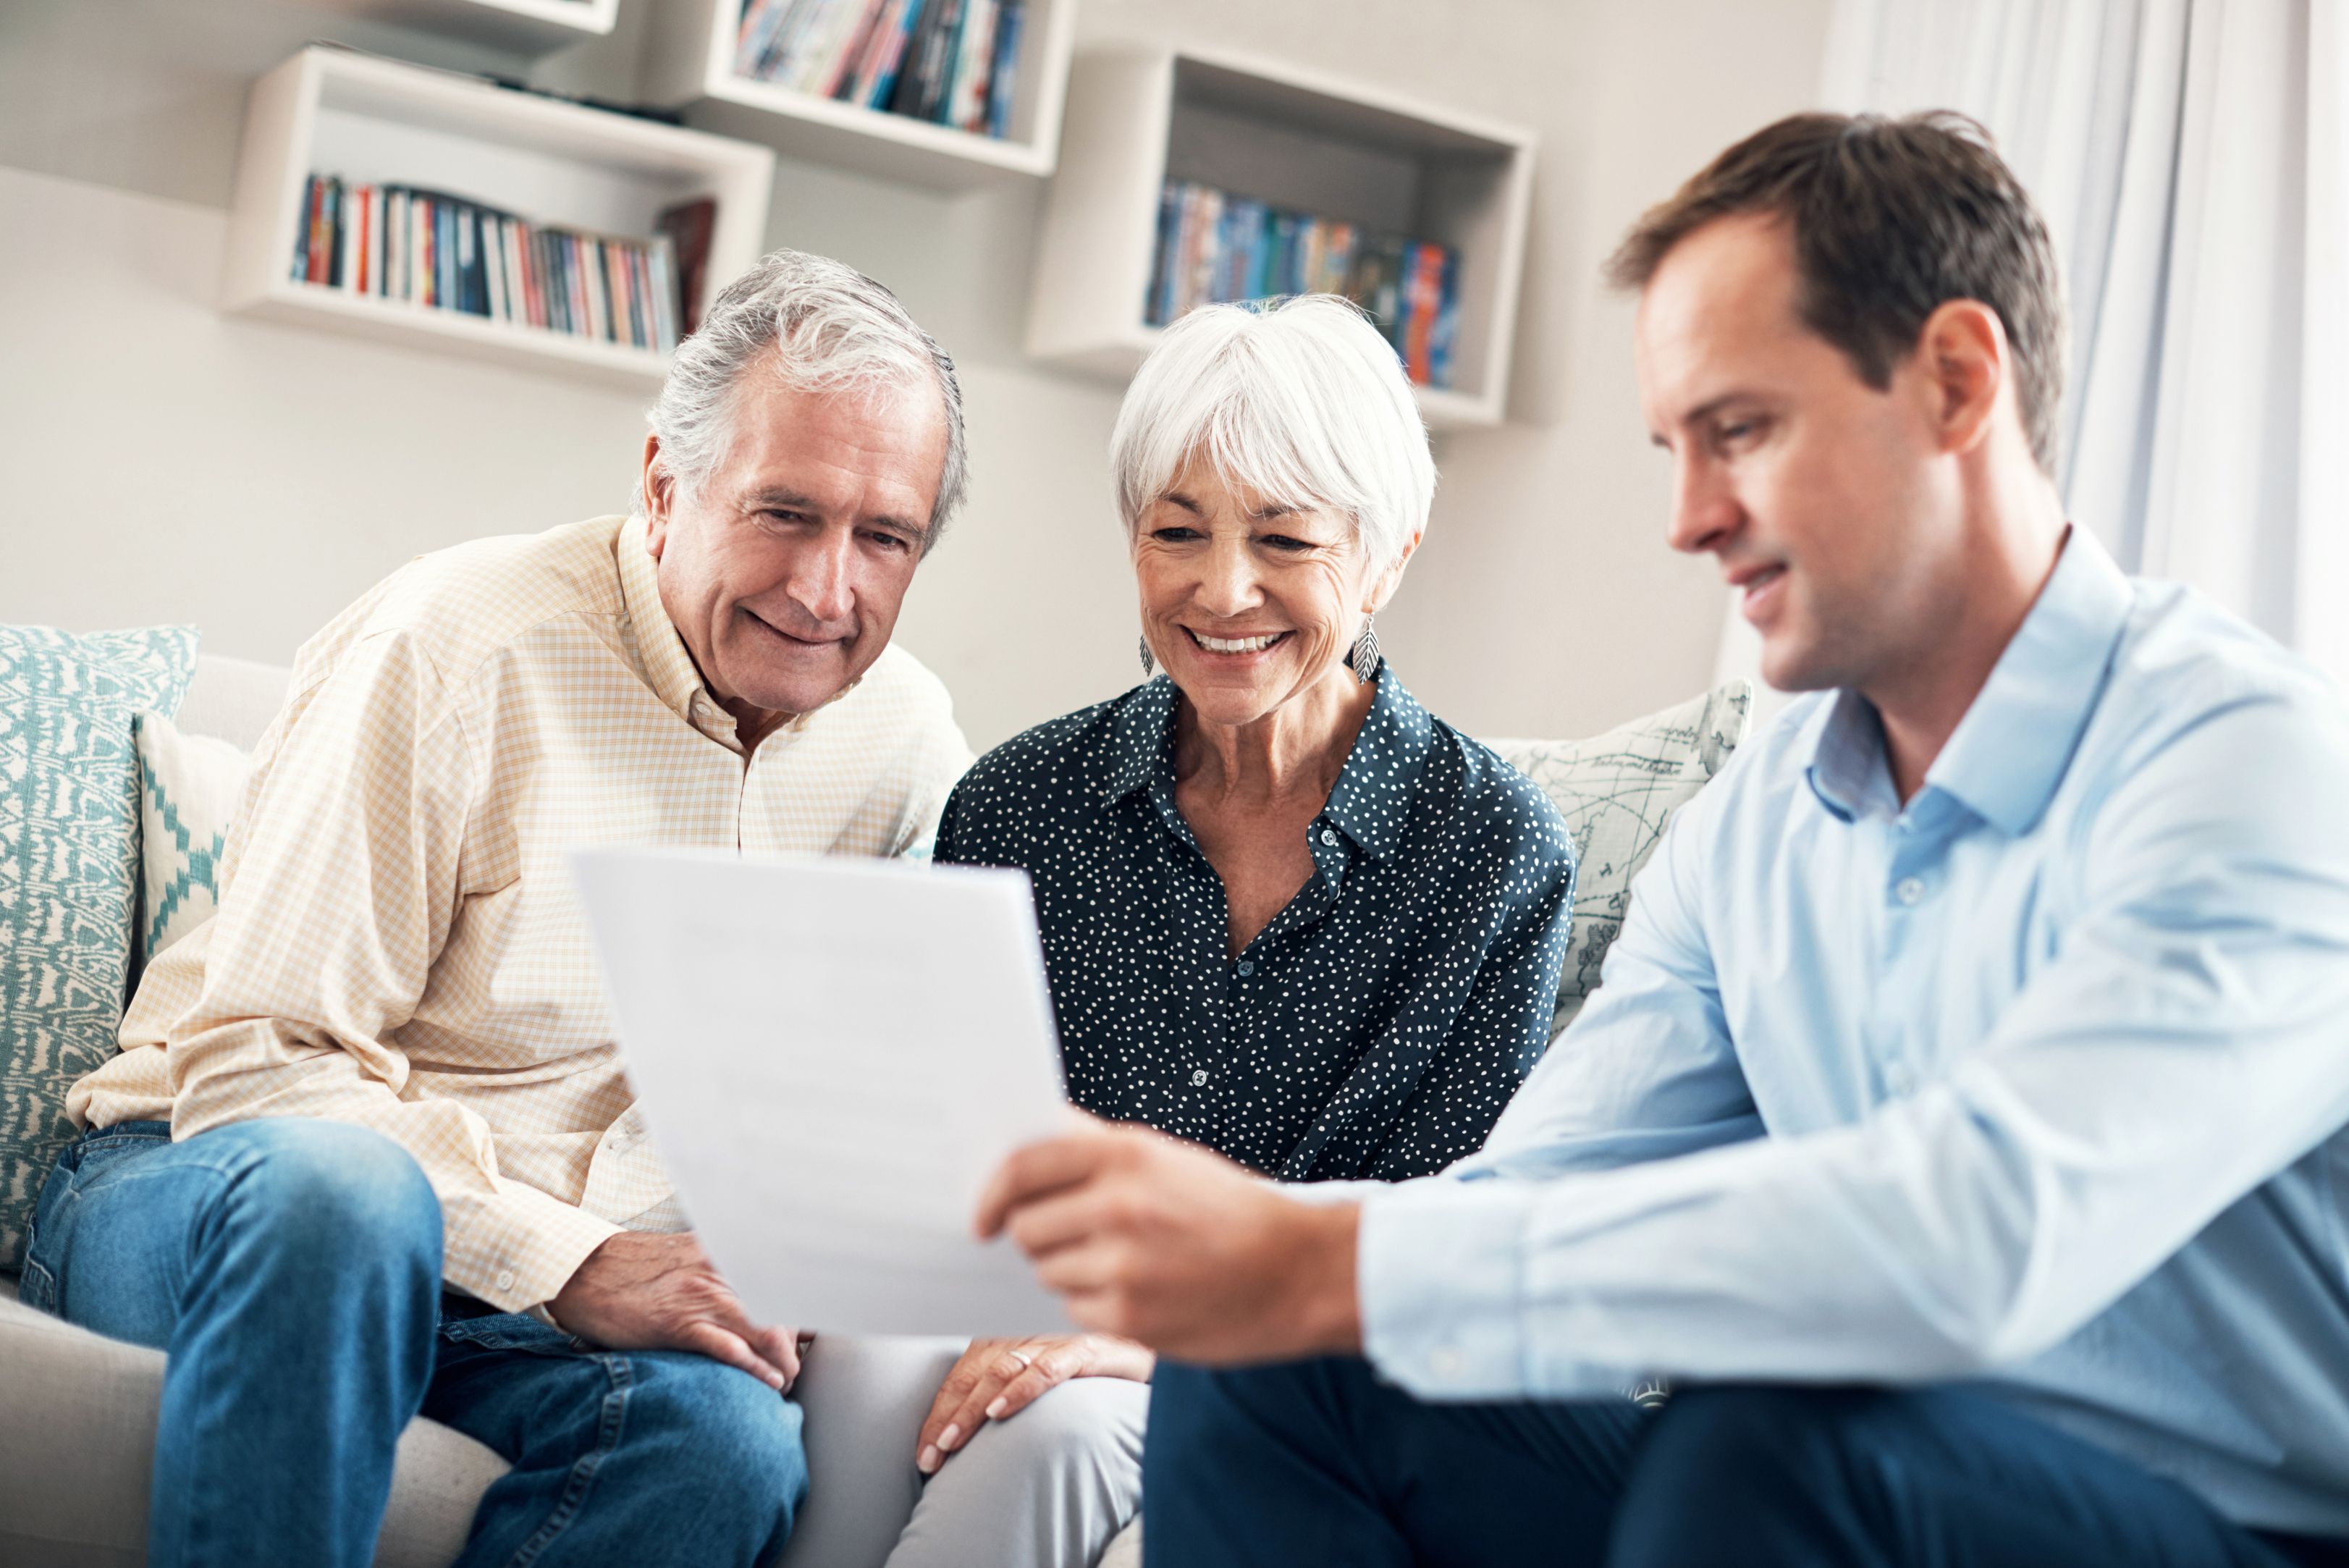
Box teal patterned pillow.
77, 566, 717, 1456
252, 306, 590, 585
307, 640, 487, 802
0, 625, 198, 1270
132, 710, 251, 975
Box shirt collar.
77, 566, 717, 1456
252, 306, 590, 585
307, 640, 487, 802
1804, 526, 2135, 835
1097, 662, 1435, 861
616, 514, 716, 730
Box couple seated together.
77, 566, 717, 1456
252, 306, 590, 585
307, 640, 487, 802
22, 109, 2349, 1568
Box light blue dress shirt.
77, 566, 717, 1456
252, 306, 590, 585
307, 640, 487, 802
1357, 529, 2349, 1535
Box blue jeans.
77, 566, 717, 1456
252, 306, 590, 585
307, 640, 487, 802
1144, 1358, 2349, 1568
21, 1118, 806, 1568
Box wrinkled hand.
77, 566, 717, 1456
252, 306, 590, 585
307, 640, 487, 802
915, 1333, 1153, 1474
975, 1121, 1362, 1365
549, 1231, 802, 1391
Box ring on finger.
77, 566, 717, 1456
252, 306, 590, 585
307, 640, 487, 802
1007, 1349, 1035, 1370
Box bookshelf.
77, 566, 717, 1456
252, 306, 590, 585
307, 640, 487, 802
296, 0, 620, 57
221, 47, 775, 388
638, 0, 1077, 190
1025, 50, 1536, 431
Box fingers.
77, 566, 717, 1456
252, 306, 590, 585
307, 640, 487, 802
916, 1340, 998, 1459
917, 1340, 1056, 1474
754, 1323, 801, 1391
1003, 1183, 1131, 1261
678, 1320, 790, 1392
974, 1134, 1120, 1238
984, 1339, 1078, 1422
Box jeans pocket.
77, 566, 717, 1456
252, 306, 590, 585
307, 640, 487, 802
438, 1310, 584, 1355
17, 1228, 58, 1315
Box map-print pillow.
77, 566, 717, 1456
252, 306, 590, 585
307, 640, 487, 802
133, 710, 252, 979
0, 625, 199, 1271
1488, 680, 1751, 1039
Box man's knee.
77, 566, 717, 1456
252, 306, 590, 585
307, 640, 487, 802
206, 1118, 442, 1274
1611, 1386, 1891, 1568
1147, 1358, 1375, 1488
631, 1356, 809, 1527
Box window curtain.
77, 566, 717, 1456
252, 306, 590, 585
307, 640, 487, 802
1715, 0, 2349, 710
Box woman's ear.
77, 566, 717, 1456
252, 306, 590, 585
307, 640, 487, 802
1367, 530, 1425, 613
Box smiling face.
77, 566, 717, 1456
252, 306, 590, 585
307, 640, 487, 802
1637, 211, 1964, 695
641, 359, 946, 728
1133, 455, 1401, 732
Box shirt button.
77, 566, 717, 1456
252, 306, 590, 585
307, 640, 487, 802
1319, 828, 1338, 846
1236, 959, 1255, 977
1895, 876, 1927, 906
1190, 1068, 1210, 1087
496, 1270, 516, 1292
1430, 1345, 1464, 1378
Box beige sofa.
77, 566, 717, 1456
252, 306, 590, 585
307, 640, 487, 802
0, 651, 1745, 1567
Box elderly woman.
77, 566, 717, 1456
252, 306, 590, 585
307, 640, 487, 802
883, 295, 1576, 1567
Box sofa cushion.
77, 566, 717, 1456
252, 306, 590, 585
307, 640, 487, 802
131, 711, 250, 979
0, 1273, 505, 1568
177, 654, 292, 753
1488, 680, 1752, 1038
0, 626, 198, 1272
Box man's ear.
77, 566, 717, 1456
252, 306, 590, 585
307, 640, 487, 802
640, 434, 675, 558
1918, 299, 2009, 459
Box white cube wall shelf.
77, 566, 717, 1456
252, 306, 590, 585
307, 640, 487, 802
222, 46, 775, 388
638, 0, 1077, 191
1025, 49, 1536, 431
293, 0, 620, 58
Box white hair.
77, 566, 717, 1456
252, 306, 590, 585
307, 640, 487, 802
637, 248, 966, 547
1108, 295, 1435, 571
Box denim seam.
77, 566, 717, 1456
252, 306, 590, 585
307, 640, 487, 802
503, 1352, 633, 1568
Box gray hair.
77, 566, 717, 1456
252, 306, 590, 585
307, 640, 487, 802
1108, 295, 1435, 571
638, 249, 967, 548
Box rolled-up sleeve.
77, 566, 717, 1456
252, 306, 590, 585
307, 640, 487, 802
161, 631, 618, 1311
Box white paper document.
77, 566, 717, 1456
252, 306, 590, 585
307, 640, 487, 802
571, 848, 1074, 1336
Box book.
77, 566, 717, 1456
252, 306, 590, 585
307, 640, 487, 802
657, 196, 719, 339
982, 0, 1021, 138
1140, 177, 1462, 387
945, 0, 997, 131
289, 169, 692, 353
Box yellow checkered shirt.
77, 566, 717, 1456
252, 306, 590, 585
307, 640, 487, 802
72, 515, 974, 1311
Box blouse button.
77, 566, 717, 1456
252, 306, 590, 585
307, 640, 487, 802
1236, 960, 1255, 977
1191, 1069, 1210, 1087
1319, 828, 1338, 846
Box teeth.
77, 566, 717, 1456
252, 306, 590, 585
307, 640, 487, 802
1193, 631, 1283, 654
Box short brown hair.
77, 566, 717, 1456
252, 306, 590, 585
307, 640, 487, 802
1608, 111, 2066, 476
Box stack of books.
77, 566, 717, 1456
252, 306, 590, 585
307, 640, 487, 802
289, 174, 687, 355
733, 0, 1024, 139
1144, 180, 1462, 390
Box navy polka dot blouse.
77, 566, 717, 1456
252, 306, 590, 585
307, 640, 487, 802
936, 665, 1577, 1182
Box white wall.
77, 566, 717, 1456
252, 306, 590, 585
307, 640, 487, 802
0, 0, 1831, 750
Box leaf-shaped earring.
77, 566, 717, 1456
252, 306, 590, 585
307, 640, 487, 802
1349, 615, 1380, 684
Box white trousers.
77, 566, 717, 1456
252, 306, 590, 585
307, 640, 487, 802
776, 1336, 1147, 1568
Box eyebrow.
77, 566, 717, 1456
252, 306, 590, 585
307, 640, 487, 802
1155, 491, 1301, 522
748, 486, 930, 545
1650, 391, 1762, 449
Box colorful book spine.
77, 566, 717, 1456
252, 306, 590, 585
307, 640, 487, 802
1141, 178, 1464, 388
290, 172, 688, 355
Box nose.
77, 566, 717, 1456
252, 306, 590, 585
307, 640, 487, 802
785, 527, 856, 627
1194, 534, 1263, 618
1666, 452, 1742, 558
784, 524, 859, 630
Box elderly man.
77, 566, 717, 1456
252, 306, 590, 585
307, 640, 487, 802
979, 114, 2349, 1567
23, 251, 973, 1568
